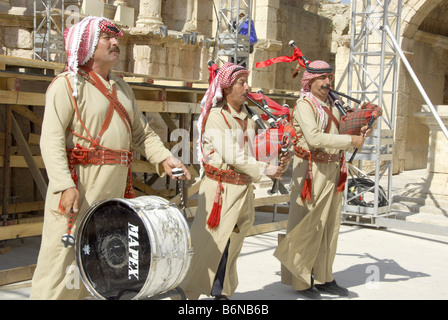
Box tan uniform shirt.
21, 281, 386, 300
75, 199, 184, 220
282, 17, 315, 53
31, 71, 172, 300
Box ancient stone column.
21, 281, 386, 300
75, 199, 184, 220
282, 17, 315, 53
113, 0, 135, 27
182, 0, 197, 32
136, 0, 163, 28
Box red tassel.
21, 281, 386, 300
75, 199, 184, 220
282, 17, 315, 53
207, 182, 223, 230
124, 167, 135, 199
336, 156, 347, 193
301, 171, 313, 202
301, 154, 313, 202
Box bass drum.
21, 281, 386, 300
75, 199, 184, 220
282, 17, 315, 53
75, 195, 192, 300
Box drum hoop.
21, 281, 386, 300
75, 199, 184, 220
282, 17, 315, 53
133, 196, 192, 299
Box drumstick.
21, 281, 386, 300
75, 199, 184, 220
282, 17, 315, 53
61, 208, 76, 248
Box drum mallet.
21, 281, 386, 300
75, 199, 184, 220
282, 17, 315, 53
61, 209, 76, 248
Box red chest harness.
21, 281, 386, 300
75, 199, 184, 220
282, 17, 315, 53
291, 99, 347, 202
62, 66, 135, 202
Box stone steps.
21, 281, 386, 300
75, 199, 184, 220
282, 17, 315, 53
389, 193, 448, 231
391, 211, 448, 227
391, 195, 448, 215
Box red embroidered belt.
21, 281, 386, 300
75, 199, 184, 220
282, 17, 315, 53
202, 162, 252, 230
203, 163, 251, 185
67, 146, 132, 167
294, 146, 342, 163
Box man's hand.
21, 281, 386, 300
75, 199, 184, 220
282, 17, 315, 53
266, 164, 283, 180
360, 125, 372, 138
351, 125, 372, 150
162, 156, 191, 180
279, 151, 292, 173
60, 187, 79, 214
350, 135, 365, 150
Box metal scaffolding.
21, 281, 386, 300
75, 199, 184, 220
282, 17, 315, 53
215, 0, 253, 68
340, 0, 402, 226
33, 0, 65, 63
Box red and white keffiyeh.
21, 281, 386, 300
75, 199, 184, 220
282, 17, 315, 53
300, 60, 334, 132
196, 62, 249, 165
63, 16, 123, 97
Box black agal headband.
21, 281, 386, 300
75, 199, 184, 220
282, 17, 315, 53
305, 64, 334, 74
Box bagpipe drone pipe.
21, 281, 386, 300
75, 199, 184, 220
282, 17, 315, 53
325, 86, 382, 163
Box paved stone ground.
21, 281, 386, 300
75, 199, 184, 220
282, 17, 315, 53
1, 168, 447, 300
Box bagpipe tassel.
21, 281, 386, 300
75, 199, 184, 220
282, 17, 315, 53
207, 181, 223, 230
336, 154, 347, 193
124, 166, 136, 199
300, 154, 313, 202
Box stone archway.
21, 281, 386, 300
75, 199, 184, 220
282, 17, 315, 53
395, 0, 448, 172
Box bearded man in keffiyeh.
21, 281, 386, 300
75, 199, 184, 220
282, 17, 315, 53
30, 16, 190, 300
273, 60, 368, 299
182, 62, 288, 300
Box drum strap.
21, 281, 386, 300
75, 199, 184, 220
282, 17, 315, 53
79, 66, 133, 135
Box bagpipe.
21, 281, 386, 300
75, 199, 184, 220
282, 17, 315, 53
207, 61, 297, 194
245, 92, 296, 194
326, 86, 382, 162
256, 40, 383, 163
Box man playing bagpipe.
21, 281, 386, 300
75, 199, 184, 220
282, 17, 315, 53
273, 60, 372, 299
179, 62, 290, 300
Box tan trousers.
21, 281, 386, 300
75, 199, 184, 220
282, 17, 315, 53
274, 160, 343, 291
180, 176, 255, 299
30, 200, 90, 300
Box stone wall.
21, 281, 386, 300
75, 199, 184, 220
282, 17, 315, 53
0, 0, 344, 89
2, 0, 447, 175
398, 0, 448, 172
249, 0, 336, 92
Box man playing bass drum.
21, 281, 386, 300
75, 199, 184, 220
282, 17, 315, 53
274, 60, 370, 299
31, 17, 190, 300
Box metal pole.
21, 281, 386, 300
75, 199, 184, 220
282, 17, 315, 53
382, 24, 448, 142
